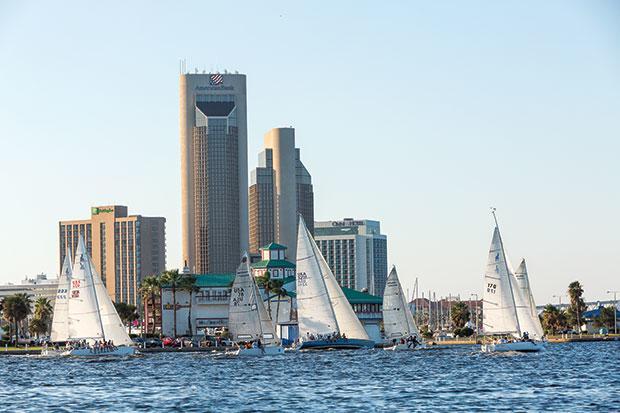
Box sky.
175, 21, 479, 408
0, 1, 618, 305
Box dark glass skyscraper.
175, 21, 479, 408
180, 73, 248, 273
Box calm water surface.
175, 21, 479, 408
1, 342, 618, 412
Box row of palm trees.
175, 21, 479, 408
1, 269, 287, 342
139, 269, 288, 338
1, 294, 53, 342
139, 270, 197, 338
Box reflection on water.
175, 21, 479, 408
1, 342, 618, 412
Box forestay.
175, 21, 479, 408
482, 227, 520, 337
50, 252, 72, 342
383, 266, 419, 339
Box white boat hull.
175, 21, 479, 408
384, 342, 426, 351
40, 348, 65, 357
227, 345, 284, 357
61, 346, 137, 357
481, 341, 545, 353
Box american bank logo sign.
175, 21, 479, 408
196, 74, 234, 91
209, 73, 224, 85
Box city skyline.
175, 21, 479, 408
0, 1, 618, 306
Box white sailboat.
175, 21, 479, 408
42, 252, 74, 356
50, 251, 72, 342
45, 236, 136, 357
481, 210, 545, 353
295, 217, 374, 350
227, 253, 284, 356
382, 266, 424, 351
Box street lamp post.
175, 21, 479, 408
607, 290, 619, 335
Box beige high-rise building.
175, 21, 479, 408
249, 127, 314, 259
59, 205, 166, 305
180, 72, 248, 273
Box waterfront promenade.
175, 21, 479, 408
2, 334, 617, 356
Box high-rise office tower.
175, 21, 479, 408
59, 205, 166, 305
180, 72, 248, 273
314, 218, 388, 295
249, 127, 314, 259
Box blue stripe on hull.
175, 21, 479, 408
299, 338, 375, 350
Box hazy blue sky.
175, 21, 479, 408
0, 1, 618, 304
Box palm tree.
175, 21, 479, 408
139, 275, 162, 336
180, 275, 198, 337
450, 301, 470, 329
1, 293, 32, 343
114, 302, 139, 332
270, 279, 286, 325
541, 304, 568, 334
256, 271, 275, 318
567, 281, 586, 332
160, 270, 183, 337
30, 297, 53, 338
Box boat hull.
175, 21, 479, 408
40, 348, 65, 357
383, 342, 426, 351
298, 338, 375, 350
481, 341, 545, 353
61, 346, 137, 357
228, 345, 284, 357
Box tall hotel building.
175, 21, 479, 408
315, 218, 388, 295
59, 206, 166, 305
248, 127, 314, 259
180, 72, 248, 273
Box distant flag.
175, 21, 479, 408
209, 73, 224, 85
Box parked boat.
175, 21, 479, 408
42, 236, 136, 357
481, 210, 545, 353
227, 253, 284, 356
382, 266, 425, 351
295, 217, 374, 350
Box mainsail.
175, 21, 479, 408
383, 266, 420, 339
513, 259, 544, 339
50, 252, 72, 342
67, 236, 132, 345
295, 217, 370, 340
482, 226, 520, 337
67, 237, 105, 341
228, 254, 278, 345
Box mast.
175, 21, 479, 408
88, 255, 106, 341
491, 208, 521, 336
251, 270, 265, 339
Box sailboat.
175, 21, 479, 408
382, 266, 424, 351
295, 217, 375, 350
44, 236, 136, 357
227, 253, 284, 356
42, 252, 74, 356
480, 210, 545, 353
50, 251, 72, 342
